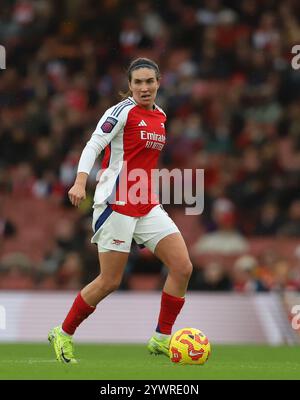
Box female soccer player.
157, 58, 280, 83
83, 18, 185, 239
48, 58, 193, 363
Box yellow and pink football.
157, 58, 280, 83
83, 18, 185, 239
169, 327, 211, 365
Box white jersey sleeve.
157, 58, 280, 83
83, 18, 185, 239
77, 100, 131, 174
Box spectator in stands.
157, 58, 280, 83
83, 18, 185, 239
278, 199, 300, 237
0, 252, 35, 290
56, 252, 83, 290
271, 259, 299, 292
232, 255, 268, 292
193, 198, 249, 256
0, 197, 16, 246
190, 261, 232, 291
1, 0, 300, 291
255, 201, 283, 236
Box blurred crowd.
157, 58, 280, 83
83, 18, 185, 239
1, 0, 300, 292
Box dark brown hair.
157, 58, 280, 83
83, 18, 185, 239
119, 57, 160, 99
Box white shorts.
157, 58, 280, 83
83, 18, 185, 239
91, 204, 179, 253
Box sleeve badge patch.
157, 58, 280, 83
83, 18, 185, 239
101, 116, 118, 133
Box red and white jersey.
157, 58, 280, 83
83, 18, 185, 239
78, 97, 166, 217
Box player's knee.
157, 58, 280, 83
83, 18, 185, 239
181, 260, 193, 281
171, 259, 193, 282
98, 277, 121, 294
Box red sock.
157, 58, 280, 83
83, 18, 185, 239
62, 292, 96, 335
156, 291, 185, 335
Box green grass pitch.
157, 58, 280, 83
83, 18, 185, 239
0, 343, 300, 380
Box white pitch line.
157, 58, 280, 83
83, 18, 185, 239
1, 360, 55, 363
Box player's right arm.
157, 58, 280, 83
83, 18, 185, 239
68, 106, 126, 207
68, 172, 88, 207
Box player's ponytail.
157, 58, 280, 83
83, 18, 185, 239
119, 57, 160, 100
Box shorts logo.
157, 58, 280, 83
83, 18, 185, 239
101, 117, 118, 133
112, 239, 125, 245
